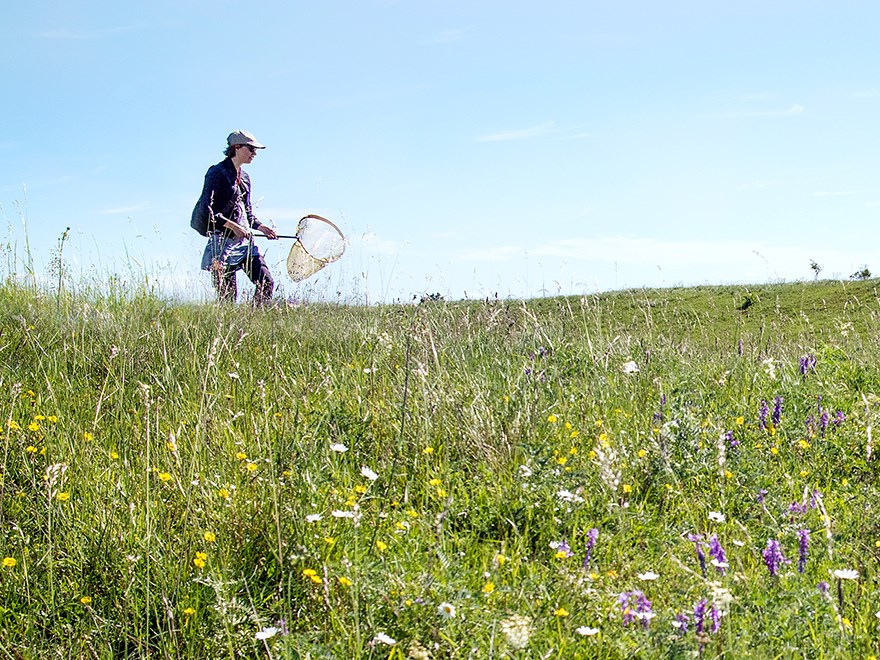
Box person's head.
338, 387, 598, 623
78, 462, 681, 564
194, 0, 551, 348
225, 130, 266, 159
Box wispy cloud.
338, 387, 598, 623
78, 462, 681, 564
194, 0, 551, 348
420, 27, 471, 45
735, 104, 805, 118
476, 121, 555, 143
39, 25, 147, 40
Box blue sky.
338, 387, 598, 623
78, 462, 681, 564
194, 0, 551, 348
2, 1, 878, 303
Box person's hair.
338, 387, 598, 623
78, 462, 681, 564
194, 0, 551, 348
224, 144, 240, 158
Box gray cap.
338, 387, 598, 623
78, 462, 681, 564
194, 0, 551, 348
227, 130, 266, 149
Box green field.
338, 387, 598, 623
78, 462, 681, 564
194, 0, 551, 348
3, 277, 880, 658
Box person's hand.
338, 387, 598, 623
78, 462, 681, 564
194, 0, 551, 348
225, 220, 252, 240
258, 223, 278, 240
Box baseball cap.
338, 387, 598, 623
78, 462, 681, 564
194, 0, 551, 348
227, 130, 266, 149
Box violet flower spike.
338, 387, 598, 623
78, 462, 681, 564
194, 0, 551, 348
709, 605, 722, 634
582, 528, 599, 569
708, 534, 728, 574
758, 399, 769, 429
797, 529, 809, 573
693, 599, 707, 634
688, 534, 707, 577
762, 539, 787, 576
772, 396, 783, 426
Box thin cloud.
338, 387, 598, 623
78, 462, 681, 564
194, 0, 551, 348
735, 104, 805, 118
99, 203, 150, 216
476, 121, 555, 143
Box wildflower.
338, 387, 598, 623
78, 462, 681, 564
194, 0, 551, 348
499, 614, 532, 649
332, 510, 355, 518
407, 640, 432, 659
83, 432, 93, 441
6, 420, 20, 430
797, 529, 809, 573
437, 602, 456, 619
302, 569, 322, 584
553, 607, 569, 617
305, 513, 322, 523
547, 414, 558, 423
27, 422, 40, 432
193, 552, 207, 568
80, 596, 92, 605
693, 599, 707, 634
371, 633, 396, 646
48, 415, 58, 424
338, 576, 353, 587
709, 604, 723, 633
25, 445, 38, 454
557, 489, 583, 503
619, 591, 653, 627
817, 581, 829, 595
762, 539, 787, 576
550, 540, 573, 559
622, 483, 633, 494
672, 612, 689, 634
482, 581, 495, 594
2, 557, 16, 568
183, 607, 196, 616
800, 354, 817, 379
833, 569, 859, 580
428, 478, 442, 487
110, 451, 119, 460
758, 400, 769, 429
235, 451, 247, 460
422, 446, 434, 454
203, 531, 216, 543
622, 360, 639, 374
688, 534, 707, 577
576, 626, 600, 636
56, 492, 70, 502
637, 571, 659, 581
708, 535, 728, 574
245, 462, 257, 472
376, 540, 388, 551
708, 511, 725, 523
256, 626, 279, 640
772, 396, 783, 426
158, 472, 172, 482
329, 443, 348, 453
582, 528, 599, 569
494, 553, 507, 566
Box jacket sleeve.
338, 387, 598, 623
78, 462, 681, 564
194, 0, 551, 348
240, 171, 260, 228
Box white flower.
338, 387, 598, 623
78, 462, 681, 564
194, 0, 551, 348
360, 466, 379, 481
762, 358, 777, 379
576, 626, 600, 636
499, 614, 532, 649
833, 569, 859, 580
710, 559, 729, 570
557, 489, 584, 503
437, 602, 456, 619
708, 511, 726, 523
305, 513, 322, 523
518, 465, 533, 478
622, 360, 640, 374
255, 626, 278, 640
329, 443, 348, 453
332, 510, 355, 518
371, 632, 396, 646
637, 571, 659, 581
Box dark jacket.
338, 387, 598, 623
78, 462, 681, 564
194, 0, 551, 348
199, 158, 259, 236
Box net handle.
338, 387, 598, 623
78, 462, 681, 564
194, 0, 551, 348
253, 213, 345, 241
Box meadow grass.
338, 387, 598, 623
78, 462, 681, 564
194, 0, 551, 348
2, 276, 880, 658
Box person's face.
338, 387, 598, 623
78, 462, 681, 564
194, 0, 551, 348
238, 144, 257, 163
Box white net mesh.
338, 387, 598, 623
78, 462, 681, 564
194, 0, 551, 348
285, 215, 346, 282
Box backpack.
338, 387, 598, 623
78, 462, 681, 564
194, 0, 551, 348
190, 196, 210, 236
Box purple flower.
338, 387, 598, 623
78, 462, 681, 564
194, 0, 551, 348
554, 539, 573, 558
709, 605, 722, 634
772, 396, 783, 426
708, 534, 728, 574
800, 354, 817, 379
582, 528, 599, 569
737, 339, 743, 356
817, 581, 829, 595
833, 410, 845, 427
758, 399, 769, 429
757, 489, 768, 504
693, 599, 707, 634
788, 502, 808, 517
762, 539, 787, 576
725, 429, 738, 448
688, 534, 707, 577
797, 529, 809, 573
619, 590, 653, 628
673, 612, 689, 635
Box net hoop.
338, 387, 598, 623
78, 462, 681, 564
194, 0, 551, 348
286, 214, 346, 282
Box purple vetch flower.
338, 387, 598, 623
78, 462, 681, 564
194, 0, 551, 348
758, 399, 769, 429
553, 539, 573, 558
833, 410, 845, 428
619, 590, 654, 628
772, 396, 783, 426
817, 581, 829, 596
809, 489, 820, 509
673, 612, 689, 635
800, 354, 817, 379
688, 534, 707, 577
757, 489, 768, 504
709, 604, 722, 634
762, 539, 788, 576
693, 599, 708, 634
797, 529, 810, 573
724, 429, 738, 448
582, 528, 599, 569
708, 535, 728, 574
788, 502, 808, 517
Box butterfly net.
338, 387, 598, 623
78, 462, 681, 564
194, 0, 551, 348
286, 215, 346, 282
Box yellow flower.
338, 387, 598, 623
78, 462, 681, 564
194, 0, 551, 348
800, 470, 809, 478
622, 484, 633, 494
556, 456, 567, 465
376, 540, 388, 551
735, 416, 745, 426
798, 439, 810, 450
637, 449, 647, 458
56, 492, 70, 502
110, 451, 119, 460
554, 607, 569, 617
193, 552, 207, 568
2, 557, 16, 568
302, 568, 317, 576
570, 430, 580, 439
436, 488, 447, 497
83, 432, 93, 441
27, 422, 40, 432
482, 582, 495, 594
554, 550, 570, 560
166, 441, 177, 452
495, 553, 507, 566
47, 415, 58, 424
7, 420, 20, 430
218, 487, 230, 499
547, 414, 558, 424
25, 446, 38, 454
428, 478, 442, 487
594, 419, 603, 427
724, 470, 733, 479
203, 532, 216, 543
422, 446, 434, 454
842, 478, 849, 487
235, 452, 247, 460
245, 462, 257, 472
338, 576, 353, 587
183, 607, 196, 616
34, 415, 45, 421
354, 484, 367, 494
606, 570, 618, 578
770, 447, 779, 456
407, 509, 419, 518
158, 472, 172, 482
80, 596, 92, 605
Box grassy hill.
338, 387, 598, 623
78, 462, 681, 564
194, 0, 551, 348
2, 278, 880, 657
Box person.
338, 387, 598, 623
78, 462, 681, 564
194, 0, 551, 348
198, 130, 278, 305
